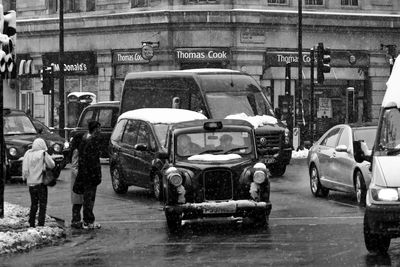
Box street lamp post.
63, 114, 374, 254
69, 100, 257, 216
297, 0, 303, 129
59, 0, 65, 137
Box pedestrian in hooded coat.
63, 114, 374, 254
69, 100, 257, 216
76, 120, 102, 229
70, 132, 84, 229
22, 138, 55, 227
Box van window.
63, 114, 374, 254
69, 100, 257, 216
111, 119, 127, 142
377, 108, 400, 152
121, 78, 195, 113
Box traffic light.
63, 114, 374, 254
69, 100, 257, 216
41, 66, 54, 95
0, 8, 16, 79
317, 42, 331, 84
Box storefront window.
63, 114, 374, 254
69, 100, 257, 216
268, 0, 287, 5
341, 0, 358, 6
305, 0, 323, 5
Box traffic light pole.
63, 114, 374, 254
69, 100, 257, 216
0, 75, 4, 218
297, 0, 303, 130
310, 47, 315, 143
59, 0, 65, 137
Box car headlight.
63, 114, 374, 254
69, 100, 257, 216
53, 144, 62, 153
63, 141, 70, 150
284, 129, 290, 144
371, 187, 399, 202
253, 170, 266, 184
9, 147, 17, 157
168, 173, 183, 187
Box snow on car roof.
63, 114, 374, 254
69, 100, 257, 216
118, 108, 207, 124
383, 59, 400, 108
188, 154, 242, 161
225, 113, 278, 129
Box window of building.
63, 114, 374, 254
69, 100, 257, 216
132, 0, 149, 7
87, 0, 95, 11
49, 0, 58, 14
267, 0, 287, 5
305, 0, 323, 5
64, 0, 80, 13
184, 0, 218, 4
341, 0, 358, 6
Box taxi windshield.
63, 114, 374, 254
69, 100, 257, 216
377, 108, 400, 155
4, 115, 37, 135
175, 131, 253, 158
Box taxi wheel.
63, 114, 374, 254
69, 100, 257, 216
364, 214, 390, 254
111, 167, 128, 194
151, 173, 164, 201
165, 210, 182, 233
355, 171, 366, 207
309, 165, 329, 197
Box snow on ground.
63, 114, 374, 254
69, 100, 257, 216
291, 148, 309, 159
0, 202, 65, 255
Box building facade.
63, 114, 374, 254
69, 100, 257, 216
14, 0, 400, 140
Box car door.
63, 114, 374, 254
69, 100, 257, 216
119, 119, 140, 185
96, 108, 116, 158
135, 122, 157, 188
318, 127, 341, 182
330, 126, 354, 191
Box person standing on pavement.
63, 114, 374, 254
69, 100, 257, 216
70, 133, 84, 229
22, 138, 55, 227
78, 121, 102, 229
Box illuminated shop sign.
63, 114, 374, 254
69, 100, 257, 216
113, 50, 151, 64
42, 51, 97, 76
175, 48, 230, 63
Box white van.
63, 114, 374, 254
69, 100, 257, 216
359, 59, 400, 254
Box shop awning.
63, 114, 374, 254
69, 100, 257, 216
264, 67, 365, 80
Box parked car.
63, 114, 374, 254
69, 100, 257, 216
109, 108, 207, 199
31, 118, 70, 168
3, 108, 64, 181
307, 123, 377, 206
69, 101, 120, 159
161, 118, 272, 231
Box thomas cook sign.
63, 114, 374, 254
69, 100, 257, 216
175, 48, 230, 63
42, 51, 97, 76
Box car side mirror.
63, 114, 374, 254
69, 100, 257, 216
353, 140, 368, 163
157, 151, 169, 160
335, 145, 348, 153
274, 108, 282, 120
134, 143, 148, 151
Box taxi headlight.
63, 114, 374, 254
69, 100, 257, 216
371, 188, 399, 202
63, 141, 70, 150
9, 147, 17, 157
253, 170, 266, 184
168, 173, 183, 187
53, 144, 62, 153
284, 129, 290, 144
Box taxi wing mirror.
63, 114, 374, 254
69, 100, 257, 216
157, 151, 169, 160
134, 143, 148, 151
335, 145, 348, 153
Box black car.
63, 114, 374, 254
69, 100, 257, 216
109, 108, 207, 199
31, 118, 70, 168
161, 119, 272, 231
70, 101, 120, 158
3, 108, 64, 181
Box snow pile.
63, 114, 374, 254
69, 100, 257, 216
188, 154, 242, 161
0, 202, 65, 255
291, 149, 309, 159
225, 113, 278, 129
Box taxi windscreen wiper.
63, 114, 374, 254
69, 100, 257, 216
223, 146, 249, 154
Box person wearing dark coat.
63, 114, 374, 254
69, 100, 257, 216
76, 120, 102, 229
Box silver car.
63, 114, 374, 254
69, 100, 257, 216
307, 124, 377, 206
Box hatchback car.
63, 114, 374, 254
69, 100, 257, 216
161, 119, 272, 231
31, 118, 70, 168
69, 101, 120, 158
3, 108, 64, 181
307, 123, 377, 206
109, 108, 207, 199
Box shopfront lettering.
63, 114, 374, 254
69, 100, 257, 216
42, 51, 97, 76
276, 54, 314, 64
117, 53, 145, 62
175, 48, 230, 62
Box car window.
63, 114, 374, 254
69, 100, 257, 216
121, 120, 139, 146
153, 124, 170, 148
111, 119, 127, 142
33, 120, 52, 134
320, 128, 341, 148
4, 115, 37, 135
353, 127, 377, 149
137, 122, 157, 151
377, 108, 400, 151
79, 109, 95, 128
97, 108, 114, 128
337, 127, 351, 149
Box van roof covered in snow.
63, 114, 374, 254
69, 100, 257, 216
118, 108, 207, 124
383, 58, 400, 108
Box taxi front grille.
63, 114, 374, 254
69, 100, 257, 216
203, 169, 233, 201
256, 133, 281, 148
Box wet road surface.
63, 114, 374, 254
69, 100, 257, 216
2, 159, 400, 266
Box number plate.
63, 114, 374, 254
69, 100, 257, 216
265, 157, 275, 164
202, 202, 236, 214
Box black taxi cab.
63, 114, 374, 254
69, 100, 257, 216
3, 108, 64, 181
161, 119, 272, 231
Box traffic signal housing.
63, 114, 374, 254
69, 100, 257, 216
317, 42, 331, 84
41, 66, 54, 95
0, 8, 16, 79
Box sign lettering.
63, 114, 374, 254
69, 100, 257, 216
175, 48, 230, 62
